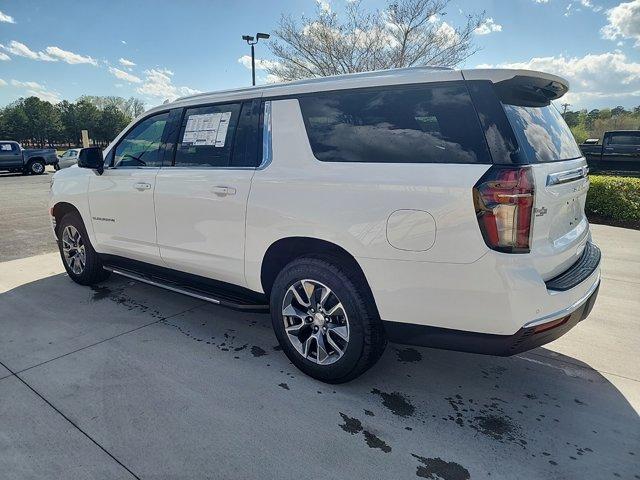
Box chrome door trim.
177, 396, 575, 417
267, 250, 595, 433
546, 165, 589, 186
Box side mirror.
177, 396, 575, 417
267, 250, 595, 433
77, 147, 104, 174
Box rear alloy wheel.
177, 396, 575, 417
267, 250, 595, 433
29, 160, 45, 175
270, 256, 386, 383
282, 279, 350, 365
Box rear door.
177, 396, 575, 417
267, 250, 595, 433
602, 131, 640, 172
501, 95, 590, 279
154, 99, 262, 286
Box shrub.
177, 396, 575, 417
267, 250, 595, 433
586, 175, 640, 224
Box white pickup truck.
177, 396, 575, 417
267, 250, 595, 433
49, 67, 601, 383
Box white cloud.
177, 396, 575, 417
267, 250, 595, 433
108, 66, 142, 83
121, 40, 127, 45
477, 51, 640, 108
136, 68, 201, 101
475, 18, 503, 35
533, 0, 549, 3
0, 52, 10, 61
119, 57, 136, 67
601, 0, 640, 46
44, 46, 97, 65
0, 78, 7, 86
579, 0, 603, 12
0, 41, 96, 65
237, 55, 279, 71
0, 41, 55, 61
10, 79, 61, 103
0, 10, 15, 23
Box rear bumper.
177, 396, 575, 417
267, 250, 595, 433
383, 278, 600, 356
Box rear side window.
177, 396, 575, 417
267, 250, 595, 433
606, 132, 640, 145
298, 83, 491, 164
175, 103, 241, 168
502, 103, 582, 163
1, 142, 17, 152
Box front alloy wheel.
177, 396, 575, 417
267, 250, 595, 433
61, 225, 86, 275
282, 279, 350, 365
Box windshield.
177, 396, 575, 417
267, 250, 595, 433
502, 103, 582, 163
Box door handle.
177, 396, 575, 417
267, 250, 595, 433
211, 186, 236, 197
133, 182, 152, 191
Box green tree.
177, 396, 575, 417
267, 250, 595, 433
95, 105, 130, 146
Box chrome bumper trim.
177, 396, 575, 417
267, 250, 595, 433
524, 272, 601, 328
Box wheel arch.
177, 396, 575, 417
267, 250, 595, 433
260, 236, 380, 317
51, 202, 83, 238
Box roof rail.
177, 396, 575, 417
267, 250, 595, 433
176, 65, 454, 102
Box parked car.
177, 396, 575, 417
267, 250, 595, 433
580, 130, 640, 173
0, 141, 59, 174
49, 67, 601, 383
57, 148, 81, 170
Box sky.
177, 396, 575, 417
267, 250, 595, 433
0, 0, 639, 111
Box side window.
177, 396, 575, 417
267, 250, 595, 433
608, 132, 640, 146
298, 83, 491, 164
114, 112, 169, 168
0, 143, 13, 152
174, 103, 241, 168
231, 100, 262, 167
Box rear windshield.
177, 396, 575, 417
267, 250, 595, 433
502, 103, 582, 163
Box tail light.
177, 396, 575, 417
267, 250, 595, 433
473, 166, 534, 254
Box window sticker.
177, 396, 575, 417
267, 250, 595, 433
182, 112, 232, 147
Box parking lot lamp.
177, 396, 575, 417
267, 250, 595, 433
242, 32, 270, 86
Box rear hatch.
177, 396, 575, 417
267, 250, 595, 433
498, 74, 589, 279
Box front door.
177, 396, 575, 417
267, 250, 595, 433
0, 142, 22, 169
87, 111, 170, 264
155, 100, 262, 287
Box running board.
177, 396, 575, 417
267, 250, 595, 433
103, 266, 269, 312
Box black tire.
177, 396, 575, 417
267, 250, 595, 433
28, 159, 45, 175
270, 255, 386, 383
57, 212, 111, 285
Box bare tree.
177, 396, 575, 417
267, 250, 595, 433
267, 0, 485, 82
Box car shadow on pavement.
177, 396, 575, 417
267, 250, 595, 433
1, 272, 638, 479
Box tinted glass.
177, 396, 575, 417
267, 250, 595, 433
607, 132, 640, 145
114, 112, 168, 167
231, 100, 262, 167
298, 83, 490, 164
174, 103, 241, 167
0, 143, 13, 151
502, 103, 582, 163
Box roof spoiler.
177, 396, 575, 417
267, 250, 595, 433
462, 69, 569, 107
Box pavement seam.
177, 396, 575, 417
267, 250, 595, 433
11, 302, 208, 377
0, 358, 140, 480
525, 351, 640, 383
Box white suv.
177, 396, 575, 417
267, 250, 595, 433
50, 67, 601, 383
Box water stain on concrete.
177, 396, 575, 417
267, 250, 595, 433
395, 347, 423, 363
338, 413, 391, 453
411, 454, 470, 480
363, 430, 391, 453
251, 346, 267, 357
371, 388, 415, 418
90, 285, 112, 301
278, 382, 290, 390
339, 413, 363, 435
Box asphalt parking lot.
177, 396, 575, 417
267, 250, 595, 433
0, 167, 57, 261
0, 172, 638, 479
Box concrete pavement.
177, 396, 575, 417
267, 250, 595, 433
0, 224, 638, 479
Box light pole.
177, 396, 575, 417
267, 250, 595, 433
242, 32, 270, 86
